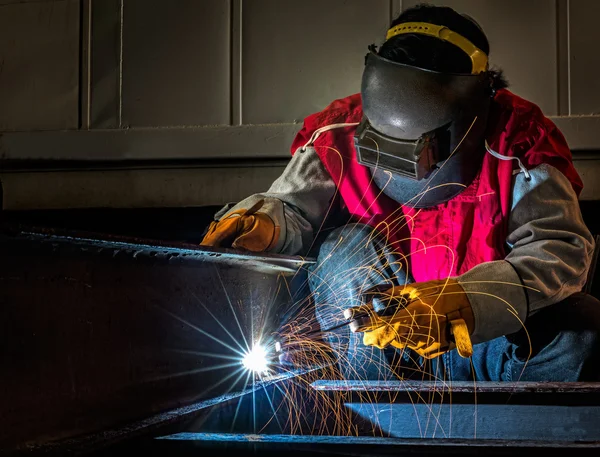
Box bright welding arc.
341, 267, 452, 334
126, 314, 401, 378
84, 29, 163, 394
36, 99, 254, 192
241, 344, 270, 374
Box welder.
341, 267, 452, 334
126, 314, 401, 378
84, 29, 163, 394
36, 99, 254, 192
201, 4, 600, 382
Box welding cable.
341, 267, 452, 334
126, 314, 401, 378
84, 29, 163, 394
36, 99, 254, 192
485, 140, 531, 180
300, 123, 360, 152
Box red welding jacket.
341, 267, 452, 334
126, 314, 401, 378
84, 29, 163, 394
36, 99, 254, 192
291, 90, 583, 282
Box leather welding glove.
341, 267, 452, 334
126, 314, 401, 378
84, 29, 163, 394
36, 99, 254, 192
345, 279, 475, 359
200, 199, 280, 252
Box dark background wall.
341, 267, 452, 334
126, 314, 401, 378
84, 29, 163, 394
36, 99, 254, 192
1, 0, 600, 210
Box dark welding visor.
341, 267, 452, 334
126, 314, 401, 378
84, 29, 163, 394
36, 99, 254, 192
355, 51, 491, 181
354, 116, 451, 180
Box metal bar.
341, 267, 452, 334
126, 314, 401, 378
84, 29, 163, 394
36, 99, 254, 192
156, 433, 600, 449
79, 0, 92, 129
231, 0, 243, 125
566, 0, 572, 116
556, 0, 570, 116
0, 224, 311, 450
311, 380, 600, 393
117, 0, 124, 128
89, 0, 123, 128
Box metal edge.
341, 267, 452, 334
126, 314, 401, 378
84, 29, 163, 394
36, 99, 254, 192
0, 222, 315, 269
154, 433, 600, 449
310, 380, 600, 393
0, 157, 291, 173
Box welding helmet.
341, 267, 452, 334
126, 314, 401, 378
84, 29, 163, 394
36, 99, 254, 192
354, 22, 494, 208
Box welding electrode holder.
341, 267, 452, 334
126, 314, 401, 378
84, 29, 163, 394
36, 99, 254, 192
343, 284, 412, 333
344, 284, 474, 357
272, 284, 410, 356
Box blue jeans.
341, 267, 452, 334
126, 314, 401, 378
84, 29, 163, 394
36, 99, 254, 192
309, 224, 600, 382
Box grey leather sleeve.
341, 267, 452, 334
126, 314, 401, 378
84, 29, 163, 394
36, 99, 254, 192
215, 152, 595, 344
213, 147, 337, 255
459, 164, 595, 344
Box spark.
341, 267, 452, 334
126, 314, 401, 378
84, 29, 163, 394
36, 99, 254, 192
149, 135, 536, 439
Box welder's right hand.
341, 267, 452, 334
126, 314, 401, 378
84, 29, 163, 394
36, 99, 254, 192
345, 280, 474, 359
200, 199, 280, 252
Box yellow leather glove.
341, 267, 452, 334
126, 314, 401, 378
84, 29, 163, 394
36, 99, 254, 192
345, 279, 474, 359
200, 200, 280, 252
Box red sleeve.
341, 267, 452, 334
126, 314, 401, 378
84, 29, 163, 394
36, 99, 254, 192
493, 90, 583, 197
290, 94, 363, 156
516, 115, 583, 197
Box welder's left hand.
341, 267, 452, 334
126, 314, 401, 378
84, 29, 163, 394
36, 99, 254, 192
346, 279, 475, 359
200, 200, 280, 252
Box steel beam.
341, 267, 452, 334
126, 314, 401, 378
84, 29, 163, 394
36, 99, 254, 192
0, 223, 312, 452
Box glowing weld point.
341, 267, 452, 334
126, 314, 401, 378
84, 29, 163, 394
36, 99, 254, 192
242, 344, 269, 374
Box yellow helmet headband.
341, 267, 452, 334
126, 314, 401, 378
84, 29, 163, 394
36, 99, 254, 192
386, 22, 489, 74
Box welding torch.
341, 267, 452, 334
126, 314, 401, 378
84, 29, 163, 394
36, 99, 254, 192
275, 285, 410, 350
276, 283, 473, 358
323, 285, 411, 335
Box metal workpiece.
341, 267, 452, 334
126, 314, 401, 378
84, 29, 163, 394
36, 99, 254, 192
311, 380, 600, 394
7, 222, 600, 453
140, 377, 600, 451
145, 434, 600, 457
0, 223, 313, 453
0, 223, 313, 273
16, 366, 320, 457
